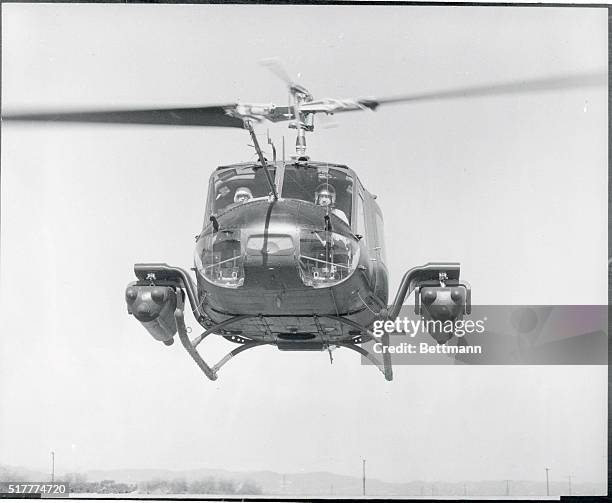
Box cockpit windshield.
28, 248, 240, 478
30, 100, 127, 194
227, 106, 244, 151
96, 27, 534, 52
282, 164, 353, 224
208, 165, 276, 215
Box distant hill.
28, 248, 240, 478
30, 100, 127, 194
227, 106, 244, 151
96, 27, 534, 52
0, 465, 49, 483
0, 464, 605, 497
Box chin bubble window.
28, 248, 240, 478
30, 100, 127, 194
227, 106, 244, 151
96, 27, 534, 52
195, 231, 245, 288
297, 228, 360, 288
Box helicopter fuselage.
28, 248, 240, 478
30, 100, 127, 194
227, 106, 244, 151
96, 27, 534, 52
124, 158, 468, 379
193, 161, 389, 348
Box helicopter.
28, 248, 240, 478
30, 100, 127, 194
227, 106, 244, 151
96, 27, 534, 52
3, 62, 605, 381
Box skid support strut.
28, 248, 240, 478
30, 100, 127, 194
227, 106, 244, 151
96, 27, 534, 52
174, 290, 268, 381
316, 314, 393, 381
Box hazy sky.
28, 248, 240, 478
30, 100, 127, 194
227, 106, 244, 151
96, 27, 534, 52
0, 4, 607, 486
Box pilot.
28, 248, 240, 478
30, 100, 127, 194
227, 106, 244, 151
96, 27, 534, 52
233, 186, 253, 204
315, 183, 348, 224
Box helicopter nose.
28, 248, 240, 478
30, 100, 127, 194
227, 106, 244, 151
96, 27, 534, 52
195, 199, 359, 289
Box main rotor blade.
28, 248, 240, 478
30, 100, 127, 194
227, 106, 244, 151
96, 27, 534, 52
1, 104, 245, 128
259, 57, 313, 100
365, 70, 607, 109
259, 58, 294, 86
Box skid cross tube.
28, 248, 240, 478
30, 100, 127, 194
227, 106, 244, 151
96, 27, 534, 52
211, 341, 268, 374
174, 291, 267, 381
190, 314, 254, 347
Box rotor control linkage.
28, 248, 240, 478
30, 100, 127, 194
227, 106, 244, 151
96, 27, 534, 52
244, 121, 278, 200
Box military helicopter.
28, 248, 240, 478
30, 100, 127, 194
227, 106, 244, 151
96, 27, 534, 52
3, 62, 605, 381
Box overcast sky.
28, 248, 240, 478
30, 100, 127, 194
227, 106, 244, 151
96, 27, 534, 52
0, 4, 607, 486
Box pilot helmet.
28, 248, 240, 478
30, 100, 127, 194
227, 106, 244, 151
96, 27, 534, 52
234, 186, 253, 203
315, 183, 336, 206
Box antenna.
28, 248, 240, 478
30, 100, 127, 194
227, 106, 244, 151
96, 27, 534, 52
266, 129, 277, 163
362, 459, 366, 496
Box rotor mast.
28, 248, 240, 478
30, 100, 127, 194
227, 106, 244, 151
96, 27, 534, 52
287, 83, 314, 157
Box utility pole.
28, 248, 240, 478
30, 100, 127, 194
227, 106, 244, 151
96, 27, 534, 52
50, 451, 55, 482
463, 483, 467, 496
545, 468, 550, 496
568, 475, 572, 496
505, 479, 510, 496
362, 459, 366, 496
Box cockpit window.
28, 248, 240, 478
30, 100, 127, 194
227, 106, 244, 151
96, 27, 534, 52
208, 165, 276, 215
282, 165, 353, 223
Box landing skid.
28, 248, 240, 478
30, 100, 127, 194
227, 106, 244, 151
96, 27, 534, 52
127, 262, 469, 382
174, 289, 394, 381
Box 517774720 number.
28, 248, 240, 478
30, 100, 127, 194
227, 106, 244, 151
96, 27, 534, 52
1, 482, 68, 497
